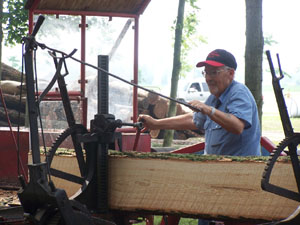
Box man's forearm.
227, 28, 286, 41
154, 112, 197, 130
208, 107, 245, 135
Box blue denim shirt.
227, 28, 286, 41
193, 80, 261, 156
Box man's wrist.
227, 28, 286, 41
210, 106, 216, 116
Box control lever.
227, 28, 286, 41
120, 121, 144, 151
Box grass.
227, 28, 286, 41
137, 216, 199, 225
261, 111, 300, 145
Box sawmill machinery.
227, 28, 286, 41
17, 15, 147, 225
1, 7, 300, 224
260, 50, 300, 225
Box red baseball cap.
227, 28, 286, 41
196, 49, 237, 70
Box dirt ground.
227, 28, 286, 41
0, 189, 19, 207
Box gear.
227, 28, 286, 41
46, 124, 96, 189
262, 133, 300, 202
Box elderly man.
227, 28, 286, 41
138, 49, 261, 156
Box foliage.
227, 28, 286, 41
264, 34, 278, 47
2, 0, 28, 46
8, 55, 21, 70
171, 0, 206, 78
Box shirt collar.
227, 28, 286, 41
213, 80, 236, 107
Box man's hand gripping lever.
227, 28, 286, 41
121, 121, 145, 151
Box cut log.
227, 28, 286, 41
0, 107, 25, 125
1, 63, 23, 82
147, 92, 159, 105
110, 154, 299, 222
173, 131, 187, 140
43, 152, 299, 222
153, 98, 169, 119
0, 80, 26, 96
137, 89, 148, 98
1, 94, 26, 113
149, 129, 160, 139
138, 96, 149, 110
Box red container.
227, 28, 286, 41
115, 133, 151, 152
0, 129, 29, 186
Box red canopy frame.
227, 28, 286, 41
25, 0, 151, 126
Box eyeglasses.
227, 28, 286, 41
202, 67, 230, 77
202, 68, 225, 77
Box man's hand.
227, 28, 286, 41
138, 114, 158, 131
188, 100, 211, 115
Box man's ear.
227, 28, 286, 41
229, 68, 235, 78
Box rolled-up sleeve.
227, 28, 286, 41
193, 112, 206, 130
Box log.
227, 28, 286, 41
1, 63, 23, 82
173, 131, 187, 140
1, 94, 26, 113
149, 129, 160, 139
0, 107, 25, 125
138, 96, 149, 110
138, 89, 148, 98
147, 92, 159, 105
0, 80, 26, 96
153, 98, 169, 119
44, 152, 299, 222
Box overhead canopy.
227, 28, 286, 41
25, 0, 151, 17
25, 0, 151, 124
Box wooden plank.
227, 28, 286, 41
108, 155, 299, 222
34, 153, 300, 222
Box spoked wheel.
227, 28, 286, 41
46, 124, 96, 197
262, 133, 300, 202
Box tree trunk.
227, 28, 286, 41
245, 0, 264, 127
0, 0, 3, 81
163, 0, 185, 147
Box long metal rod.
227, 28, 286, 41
38, 42, 200, 112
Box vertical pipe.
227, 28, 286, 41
133, 16, 139, 122
80, 15, 87, 127
28, 10, 33, 34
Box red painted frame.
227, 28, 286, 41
27, 0, 151, 126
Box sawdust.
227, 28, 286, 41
0, 189, 19, 207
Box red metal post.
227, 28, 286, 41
28, 0, 41, 34
133, 16, 139, 122
80, 15, 87, 127
28, 10, 33, 34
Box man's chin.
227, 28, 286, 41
208, 87, 217, 95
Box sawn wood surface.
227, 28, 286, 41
41, 153, 299, 222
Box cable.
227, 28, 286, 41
36, 41, 200, 112
33, 48, 52, 181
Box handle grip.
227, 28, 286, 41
31, 15, 45, 37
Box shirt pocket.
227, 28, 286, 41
204, 120, 224, 148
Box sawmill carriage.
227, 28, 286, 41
1, 0, 300, 224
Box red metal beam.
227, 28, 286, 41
137, 0, 152, 15
80, 15, 87, 127
133, 17, 139, 122
28, 0, 41, 34
31, 10, 139, 18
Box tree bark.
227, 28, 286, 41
0, 0, 3, 81
163, 0, 185, 147
245, 0, 264, 127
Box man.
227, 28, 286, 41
139, 49, 261, 156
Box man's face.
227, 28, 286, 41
203, 65, 234, 98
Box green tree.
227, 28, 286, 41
163, 0, 201, 147
0, 0, 28, 79
2, 0, 28, 46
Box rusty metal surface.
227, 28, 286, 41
25, 0, 151, 16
